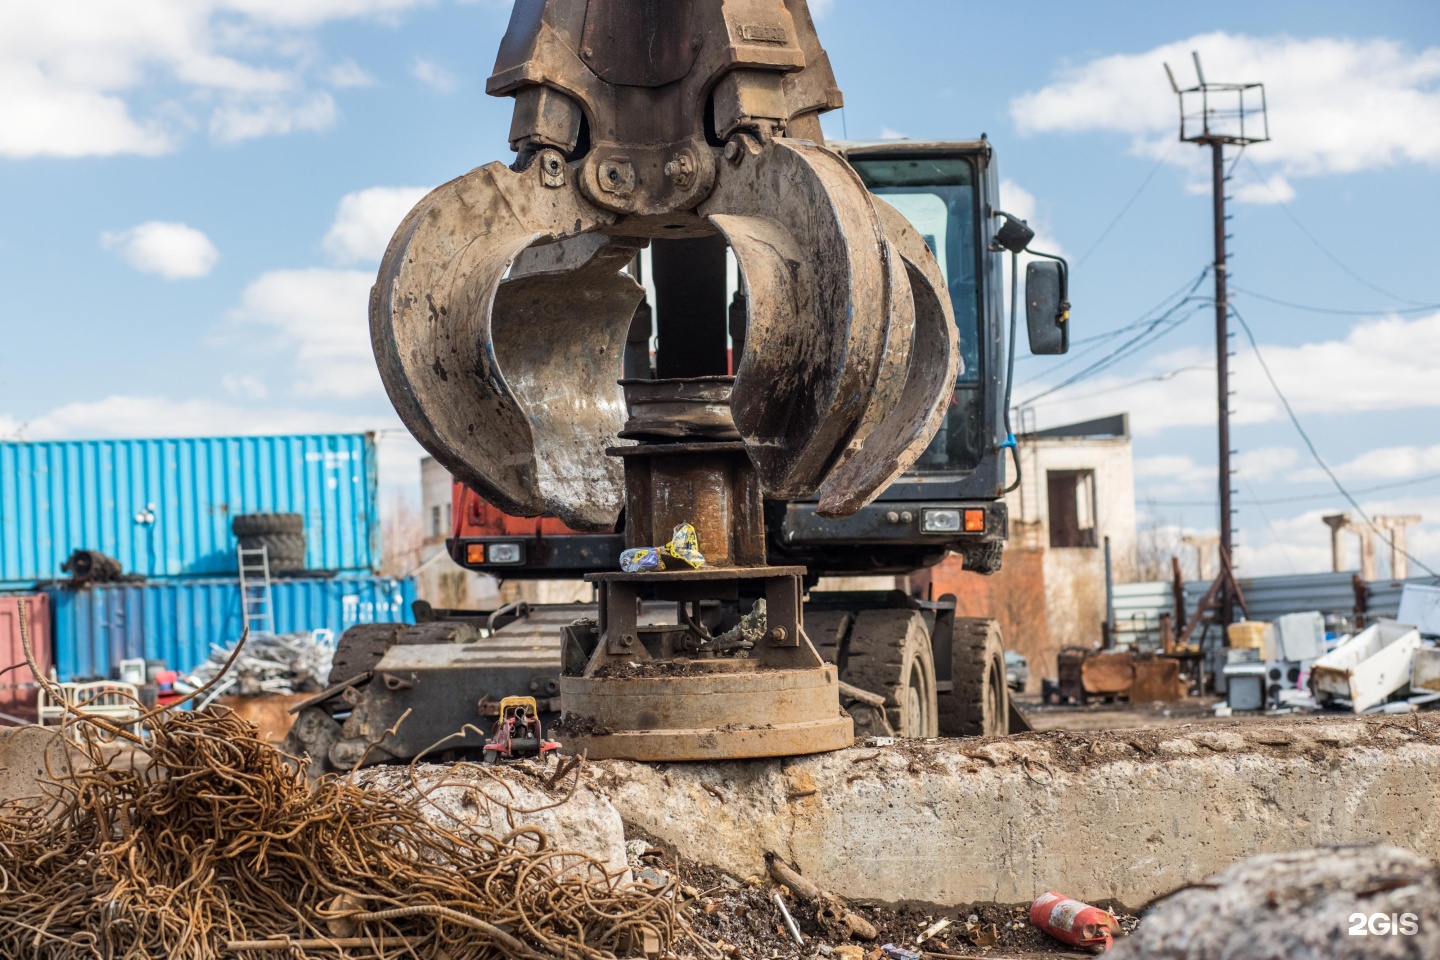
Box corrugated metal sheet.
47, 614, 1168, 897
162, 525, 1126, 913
1112, 572, 1423, 648
0, 594, 50, 722
46, 576, 415, 680
0, 434, 379, 585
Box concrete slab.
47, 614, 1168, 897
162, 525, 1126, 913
356, 761, 631, 878
594, 715, 1440, 907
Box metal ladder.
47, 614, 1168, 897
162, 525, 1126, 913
238, 545, 275, 636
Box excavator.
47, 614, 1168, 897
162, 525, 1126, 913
285, 0, 1070, 772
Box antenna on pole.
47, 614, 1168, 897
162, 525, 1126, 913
1164, 51, 1269, 629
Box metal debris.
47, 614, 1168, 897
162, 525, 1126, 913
182, 630, 334, 703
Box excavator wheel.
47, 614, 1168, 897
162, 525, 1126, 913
840, 609, 938, 739
941, 618, 1009, 737
804, 609, 854, 667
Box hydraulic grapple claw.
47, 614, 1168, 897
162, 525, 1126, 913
370, 0, 959, 526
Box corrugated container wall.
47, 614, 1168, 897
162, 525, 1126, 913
0, 434, 379, 585
0, 594, 51, 722
46, 577, 416, 681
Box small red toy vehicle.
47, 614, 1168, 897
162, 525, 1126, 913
483, 696, 561, 764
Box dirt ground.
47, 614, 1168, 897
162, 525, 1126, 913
1014, 693, 1368, 732
626, 826, 1134, 959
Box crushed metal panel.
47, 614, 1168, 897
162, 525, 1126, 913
1397, 582, 1440, 636
1311, 618, 1421, 713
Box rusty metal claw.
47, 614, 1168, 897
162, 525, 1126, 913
703, 139, 890, 497
371, 0, 960, 527
814, 198, 960, 516
371, 158, 640, 529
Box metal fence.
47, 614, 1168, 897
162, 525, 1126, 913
1111, 571, 1422, 651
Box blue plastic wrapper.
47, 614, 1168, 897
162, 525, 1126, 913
619, 547, 664, 573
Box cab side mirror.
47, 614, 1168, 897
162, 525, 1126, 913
1026, 259, 1070, 355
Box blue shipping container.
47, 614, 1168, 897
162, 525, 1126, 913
1, 434, 380, 584
46, 576, 416, 680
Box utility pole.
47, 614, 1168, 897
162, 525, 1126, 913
1166, 53, 1268, 626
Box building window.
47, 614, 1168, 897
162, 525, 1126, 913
1047, 469, 1097, 548
431, 505, 442, 538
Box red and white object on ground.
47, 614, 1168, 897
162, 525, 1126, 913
1030, 891, 1118, 952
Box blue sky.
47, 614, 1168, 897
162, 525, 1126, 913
2, 0, 1439, 578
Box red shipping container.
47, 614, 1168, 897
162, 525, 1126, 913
0, 594, 51, 723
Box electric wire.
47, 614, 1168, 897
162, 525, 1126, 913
1243, 156, 1434, 307
1230, 304, 1438, 578
1015, 266, 1211, 370
1232, 285, 1440, 316
1016, 285, 1211, 407
1074, 141, 1177, 267
1149, 468, 1440, 508
1022, 361, 1213, 408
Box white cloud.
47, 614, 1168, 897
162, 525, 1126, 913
9, 394, 379, 439
1027, 309, 1440, 436
1011, 33, 1440, 199
1234, 445, 1298, 480
323, 186, 430, 264
411, 58, 456, 93
879, 126, 906, 140
0, 393, 425, 496
101, 221, 219, 278
1134, 453, 1211, 499
210, 91, 337, 144
1293, 443, 1440, 483
1232, 173, 1295, 205
325, 59, 375, 88
229, 267, 377, 398
223, 373, 268, 400
0, 0, 431, 158
809, 0, 835, 18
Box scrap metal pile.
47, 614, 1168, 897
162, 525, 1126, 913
0, 709, 697, 960
183, 630, 335, 700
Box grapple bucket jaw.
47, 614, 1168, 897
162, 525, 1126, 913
369, 0, 958, 526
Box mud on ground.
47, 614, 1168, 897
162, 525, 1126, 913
626, 826, 1138, 959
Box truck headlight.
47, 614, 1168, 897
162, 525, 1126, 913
921, 509, 961, 533
487, 542, 524, 564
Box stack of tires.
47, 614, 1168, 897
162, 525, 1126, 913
232, 513, 307, 573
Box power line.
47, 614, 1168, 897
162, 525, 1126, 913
1016, 269, 1212, 406
1014, 267, 1211, 363
1017, 300, 1206, 407
1243, 156, 1433, 307
1233, 285, 1440, 317
1023, 361, 1213, 408
1230, 304, 1438, 577
1147, 468, 1440, 508
1074, 141, 1177, 268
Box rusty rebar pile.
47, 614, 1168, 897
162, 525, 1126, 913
0, 709, 691, 959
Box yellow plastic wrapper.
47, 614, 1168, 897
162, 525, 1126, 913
661, 523, 706, 569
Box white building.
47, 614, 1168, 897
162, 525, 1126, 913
1009, 413, 1137, 652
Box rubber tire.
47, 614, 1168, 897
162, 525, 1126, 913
940, 618, 1009, 737
328, 622, 406, 685
233, 513, 304, 537
805, 609, 853, 666
961, 540, 1004, 575
840, 609, 938, 738
237, 532, 306, 569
